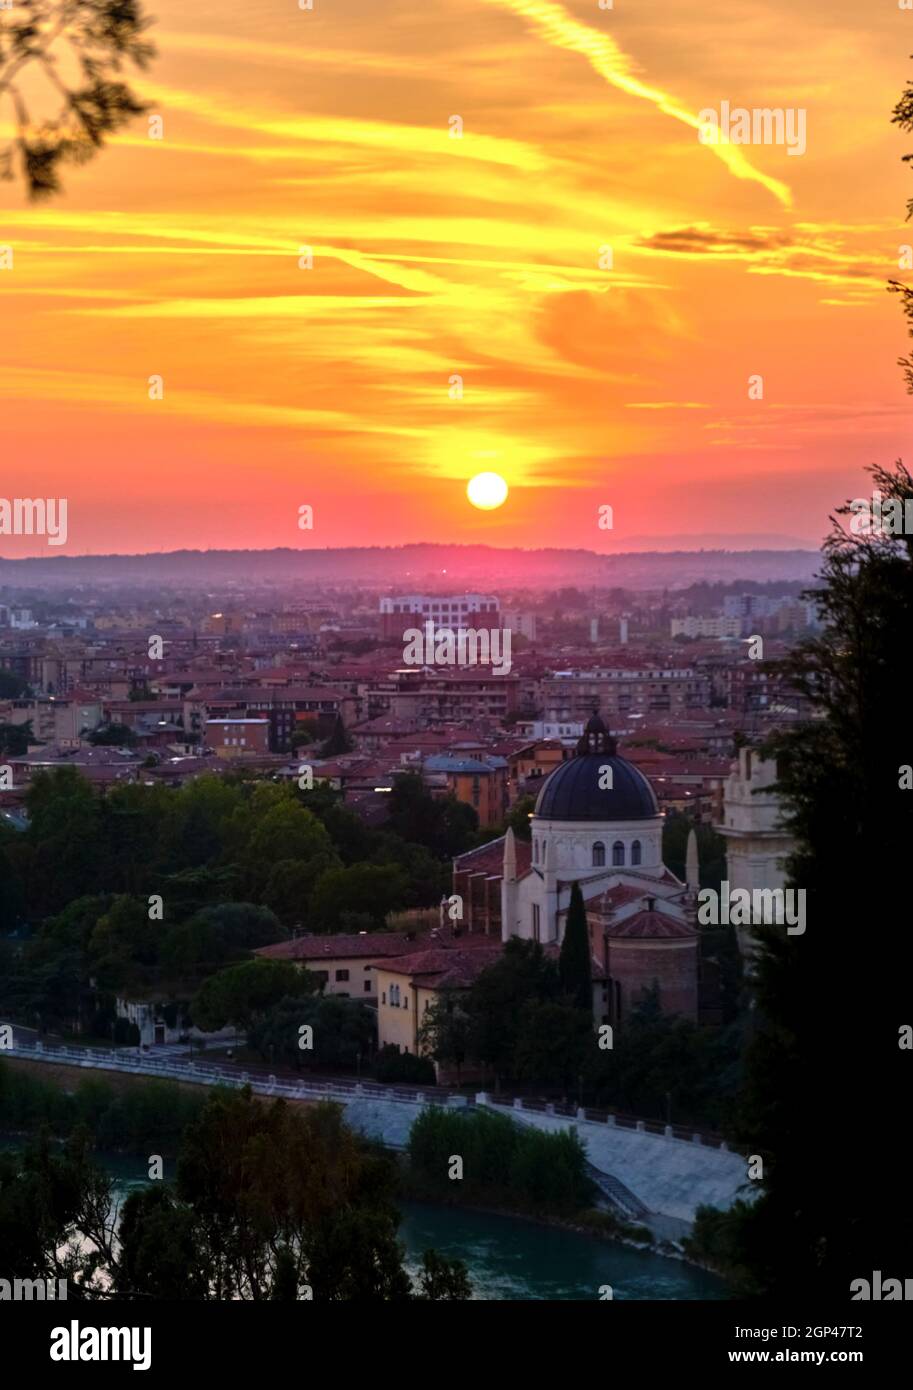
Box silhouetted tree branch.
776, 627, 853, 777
0, 0, 156, 199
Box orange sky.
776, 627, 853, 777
1, 0, 911, 557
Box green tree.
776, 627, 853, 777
88, 894, 159, 993
288, 721, 318, 750
503, 794, 535, 841
408, 1107, 592, 1215
414, 1249, 472, 1301
0, 1129, 118, 1295
0, 670, 28, 698
371, 1042, 436, 1084
158, 775, 243, 872
310, 862, 409, 932
418, 992, 472, 1083
88, 722, 137, 746
713, 463, 913, 1296
0, 821, 26, 932
25, 767, 103, 915
241, 795, 340, 898
158, 901, 282, 981
3, 1085, 470, 1301
117, 1088, 453, 1301
464, 939, 559, 1088
320, 714, 353, 757
558, 881, 593, 1012
0, 719, 32, 754
513, 998, 592, 1092
262, 853, 338, 927
191, 958, 315, 1033
386, 773, 478, 857
250, 994, 376, 1072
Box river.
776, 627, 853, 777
102, 1153, 727, 1301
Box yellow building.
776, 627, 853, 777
375, 945, 502, 1075
254, 931, 436, 1001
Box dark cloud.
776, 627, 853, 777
637, 226, 795, 254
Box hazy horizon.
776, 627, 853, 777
2, 0, 905, 559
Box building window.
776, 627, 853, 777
364, 980, 371, 992
631, 839, 642, 866
612, 840, 625, 866
533, 838, 538, 863
382, 991, 386, 1004
335, 969, 349, 982
532, 903, 540, 942
592, 841, 605, 867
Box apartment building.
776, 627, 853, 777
538, 666, 712, 722
379, 593, 501, 639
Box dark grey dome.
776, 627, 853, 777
534, 752, 659, 822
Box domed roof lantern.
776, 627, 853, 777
576, 706, 617, 757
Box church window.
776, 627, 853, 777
533, 838, 538, 863
592, 841, 605, 867
631, 840, 642, 866
612, 840, 625, 866
532, 903, 540, 941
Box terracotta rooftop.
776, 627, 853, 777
255, 928, 497, 963
606, 909, 697, 940
454, 834, 532, 877
380, 945, 503, 989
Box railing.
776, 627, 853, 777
4, 1040, 738, 1152
1, 1041, 444, 1108
484, 1091, 735, 1153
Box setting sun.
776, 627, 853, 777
467, 472, 509, 511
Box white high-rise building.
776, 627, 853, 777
380, 593, 500, 637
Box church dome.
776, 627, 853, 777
533, 713, 659, 822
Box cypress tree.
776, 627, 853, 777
559, 881, 593, 1013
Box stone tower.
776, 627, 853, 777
715, 747, 794, 956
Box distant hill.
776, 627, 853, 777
0, 543, 822, 590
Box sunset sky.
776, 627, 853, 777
2, 0, 911, 557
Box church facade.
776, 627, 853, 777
454, 713, 700, 1025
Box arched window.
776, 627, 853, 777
631, 839, 642, 866
612, 840, 625, 867
592, 841, 605, 867
533, 838, 539, 863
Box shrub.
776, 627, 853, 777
372, 1044, 435, 1085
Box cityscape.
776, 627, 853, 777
1, 0, 911, 1367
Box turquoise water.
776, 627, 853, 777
5, 1145, 726, 1300
398, 1201, 727, 1301
103, 1153, 726, 1301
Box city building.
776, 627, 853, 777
715, 747, 795, 956
422, 753, 510, 824
204, 717, 270, 756
539, 666, 711, 722
671, 616, 742, 639
453, 712, 701, 1027
379, 593, 501, 639
374, 943, 502, 1077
